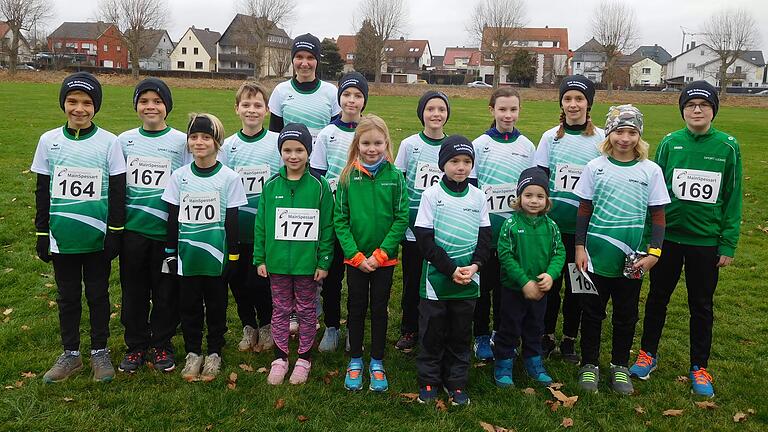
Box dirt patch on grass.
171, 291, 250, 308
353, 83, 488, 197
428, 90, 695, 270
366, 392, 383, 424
3, 70, 767, 108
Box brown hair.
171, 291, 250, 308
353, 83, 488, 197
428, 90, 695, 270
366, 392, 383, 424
510, 194, 553, 215
186, 112, 225, 151
339, 114, 394, 185
235, 81, 270, 105
489, 87, 521, 108
554, 110, 597, 140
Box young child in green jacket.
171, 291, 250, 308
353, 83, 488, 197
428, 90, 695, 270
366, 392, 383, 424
254, 123, 334, 386
334, 115, 408, 392
494, 167, 565, 388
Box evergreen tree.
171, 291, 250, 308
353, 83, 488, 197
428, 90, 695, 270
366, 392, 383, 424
354, 19, 379, 80
320, 38, 344, 80
507, 49, 536, 87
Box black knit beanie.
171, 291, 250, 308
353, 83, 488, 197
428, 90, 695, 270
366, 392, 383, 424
517, 167, 549, 197
679, 80, 719, 120
417, 91, 451, 126
338, 72, 369, 111
278, 123, 313, 155
438, 135, 474, 171
559, 75, 595, 108
133, 77, 173, 118
292, 33, 321, 59
59, 72, 102, 114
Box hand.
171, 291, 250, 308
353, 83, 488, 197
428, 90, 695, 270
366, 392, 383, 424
257, 264, 268, 278
103, 229, 122, 260
633, 255, 659, 272
36, 235, 52, 263
717, 255, 733, 267
575, 245, 588, 272
357, 259, 374, 273
456, 264, 479, 284
536, 273, 553, 291
451, 267, 465, 285
161, 253, 178, 275
314, 268, 328, 282
522, 281, 543, 300
365, 255, 380, 271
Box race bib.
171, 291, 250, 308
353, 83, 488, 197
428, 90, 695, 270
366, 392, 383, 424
179, 192, 221, 224
672, 168, 721, 204
554, 163, 584, 192
326, 176, 339, 193
483, 183, 517, 214
274, 207, 319, 241
237, 165, 270, 194
52, 166, 102, 201
567, 263, 598, 295
127, 156, 170, 189
414, 162, 442, 191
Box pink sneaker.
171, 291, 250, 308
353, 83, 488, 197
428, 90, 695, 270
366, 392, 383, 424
267, 358, 289, 385
289, 358, 312, 385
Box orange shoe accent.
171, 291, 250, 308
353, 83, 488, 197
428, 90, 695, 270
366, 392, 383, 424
635, 350, 654, 368
348, 369, 361, 379
692, 367, 713, 385
372, 371, 385, 380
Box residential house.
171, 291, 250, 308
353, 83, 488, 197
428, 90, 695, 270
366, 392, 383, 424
170, 26, 220, 72
48, 21, 127, 68
631, 45, 672, 66
441, 47, 480, 72
572, 37, 606, 83
124, 28, 174, 71
216, 14, 292, 78
0, 21, 33, 66
382, 37, 431, 74
336, 34, 356, 73
478, 27, 570, 85
665, 42, 766, 88
614, 53, 664, 87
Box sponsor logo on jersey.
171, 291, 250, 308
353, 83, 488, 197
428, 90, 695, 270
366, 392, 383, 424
482, 146, 491, 153
595, 168, 605, 176
126, 140, 134, 145
463, 207, 480, 213
628, 178, 648, 186
673, 146, 683, 150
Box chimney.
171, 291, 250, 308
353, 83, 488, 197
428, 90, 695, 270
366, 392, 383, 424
205, 28, 209, 31
400, 36, 404, 41
691, 41, 696, 49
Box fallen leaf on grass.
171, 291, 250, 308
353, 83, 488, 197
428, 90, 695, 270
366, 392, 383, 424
733, 412, 747, 422
339, 319, 347, 325
474, 362, 488, 368
546, 400, 561, 412
662, 409, 684, 417
48, 301, 56, 308
3, 268, 13, 273
2, 317, 9, 323
238, 363, 254, 372
479, 421, 513, 432
21, 325, 29, 331
548, 382, 564, 390
4, 386, 14, 390
63, 397, 74, 402
239, 408, 246, 414
695, 401, 718, 410
747, 409, 756, 415
522, 387, 536, 395
297, 415, 309, 422
675, 376, 689, 383
110, 312, 118, 319
547, 387, 578, 408
21, 372, 36, 378
227, 373, 237, 390
634, 406, 646, 415
399, 393, 419, 402
45, 283, 54, 288
561, 417, 573, 428
14, 381, 23, 388
205, 425, 213, 431
322, 369, 340, 384
274, 398, 285, 410
256, 367, 268, 374
435, 399, 448, 412
2, 308, 12, 316
22, 170, 30, 174
114, 303, 121, 309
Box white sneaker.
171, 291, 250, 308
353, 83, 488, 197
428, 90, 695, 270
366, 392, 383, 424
238, 325, 257, 352
181, 353, 203, 382
200, 353, 222, 382
257, 325, 274, 352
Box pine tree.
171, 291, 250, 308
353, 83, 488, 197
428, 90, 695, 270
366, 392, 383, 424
320, 38, 344, 80
354, 19, 379, 80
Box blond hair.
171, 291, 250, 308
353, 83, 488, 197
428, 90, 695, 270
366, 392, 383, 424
600, 131, 650, 160
187, 112, 225, 151
511, 195, 553, 215
235, 81, 270, 105
339, 114, 394, 185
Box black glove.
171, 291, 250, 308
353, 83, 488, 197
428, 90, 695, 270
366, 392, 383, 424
161, 249, 178, 275
36, 235, 53, 263
103, 229, 123, 260
223, 257, 239, 282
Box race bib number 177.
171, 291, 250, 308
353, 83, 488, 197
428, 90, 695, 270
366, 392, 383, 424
275, 207, 319, 241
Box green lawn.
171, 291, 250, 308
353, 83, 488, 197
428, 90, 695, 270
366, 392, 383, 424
0, 81, 766, 431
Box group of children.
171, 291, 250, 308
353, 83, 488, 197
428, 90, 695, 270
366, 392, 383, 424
32, 32, 741, 404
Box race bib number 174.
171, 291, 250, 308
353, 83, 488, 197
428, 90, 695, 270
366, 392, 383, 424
52, 166, 102, 201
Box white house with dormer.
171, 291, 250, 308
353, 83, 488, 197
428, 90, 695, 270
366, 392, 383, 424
170, 26, 221, 72
665, 42, 766, 89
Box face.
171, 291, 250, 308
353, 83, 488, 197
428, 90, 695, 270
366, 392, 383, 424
519, 185, 548, 215
358, 129, 387, 164
293, 51, 317, 81
682, 98, 714, 131
561, 90, 589, 124
236, 92, 268, 130
490, 96, 520, 132
340, 87, 365, 117
609, 127, 640, 159
136, 90, 167, 128
423, 98, 448, 130
281, 141, 308, 171
188, 132, 218, 161
64, 90, 95, 129
443, 155, 473, 182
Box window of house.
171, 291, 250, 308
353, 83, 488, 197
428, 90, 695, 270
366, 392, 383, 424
158, 62, 162, 68
538, 41, 543, 47
735, 66, 742, 73
182, 47, 187, 54
642, 67, 651, 74
195, 61, 203, 69
177, 61, 184, 68
700, 50, 705, 55
687, 63, 695, 70
748, 83, 753, 87
103, 44, 108, 52
576, 62, 581, 69
194, 47, 198, 55
346, 53, 354, 60
230, 61, 236, 68
117, 45, 121, 52
248, 63, 254, 68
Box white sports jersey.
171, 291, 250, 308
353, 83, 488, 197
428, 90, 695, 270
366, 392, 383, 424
310, 123, 355, 192
268, 80, 341, 139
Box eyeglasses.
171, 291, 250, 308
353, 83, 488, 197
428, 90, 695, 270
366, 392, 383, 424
683, 102, 712, 111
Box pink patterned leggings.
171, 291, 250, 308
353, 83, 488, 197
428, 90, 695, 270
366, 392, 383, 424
270, 274, 318, 356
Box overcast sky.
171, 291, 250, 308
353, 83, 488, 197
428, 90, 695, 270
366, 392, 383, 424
47, 0, 766, 57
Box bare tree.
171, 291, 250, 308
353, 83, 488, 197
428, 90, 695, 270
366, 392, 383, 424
98, 0, 168, 79
240, 0, 296, 78
467, 0, 527, 88
590, 0, 639, 94
701, 8, 760, 95
355, 0, 408, 84
270, 47, 292, 77
0, 0, 51, 75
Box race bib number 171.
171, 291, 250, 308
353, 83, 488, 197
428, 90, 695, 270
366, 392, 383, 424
237, 165, 270, 194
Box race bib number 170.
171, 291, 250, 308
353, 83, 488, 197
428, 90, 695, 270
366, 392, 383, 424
672, 168, 721, 204
179, 192, 221, 224
275, 207, 319, 241
52, 166, 102, 201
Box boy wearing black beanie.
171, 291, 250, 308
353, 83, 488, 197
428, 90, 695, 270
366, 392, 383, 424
412, 135, 491, 405
629, 80, 742, 398
34, 72, 127, 383
116, 77, 188, 374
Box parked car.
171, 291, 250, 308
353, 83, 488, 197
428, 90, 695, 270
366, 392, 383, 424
756, 89, 768, 96
467, 80, 492, 88
15, 64, 38, 71
660, 87, 680, 92
411, 79, 428, 85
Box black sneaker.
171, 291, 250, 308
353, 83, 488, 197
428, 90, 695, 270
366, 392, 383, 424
542, 334, 556, 358
448, 388, 470, 406
559, 338, 580, 364
395, 332, 417, 353
151, 348, 176, 372
118, 350, 145, 373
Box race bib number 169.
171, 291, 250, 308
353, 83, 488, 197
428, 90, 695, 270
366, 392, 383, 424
672, 168, 721, 204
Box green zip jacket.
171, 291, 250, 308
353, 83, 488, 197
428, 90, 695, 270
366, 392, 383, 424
334, 161, 409, 264
655, 126, 742, 256
497, 211, 565, 291
253, 166, 335, 275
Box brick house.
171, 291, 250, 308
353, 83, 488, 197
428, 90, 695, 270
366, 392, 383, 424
479, 26, 570, 85
48, 21, 127, 68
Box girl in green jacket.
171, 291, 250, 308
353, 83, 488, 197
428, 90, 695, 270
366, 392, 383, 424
335, 115, 409, 392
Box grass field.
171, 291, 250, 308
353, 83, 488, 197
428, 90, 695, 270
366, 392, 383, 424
0, 81, 767, 431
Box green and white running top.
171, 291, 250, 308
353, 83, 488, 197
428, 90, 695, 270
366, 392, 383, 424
415, 182, 490, 300
162, 163, 247, 277
310, 123, 355, 192
268, 80, 341, 139
534, 125, 604, 234
218, 129, 282, 243
31, 125, 126, 254
394, 132, 445, 241
471, 132, 535, 245
574, 156, 670, 277
119, 127, 189, 241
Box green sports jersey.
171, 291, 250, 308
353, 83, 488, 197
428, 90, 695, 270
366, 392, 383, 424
394, 132, 445, 241
415, 182, 491, 300
472, 132, 535, 245
534, 125, 604, 234
310, 123, 355, 192
119, 127, 189, 241
162, 163, 248, 277
268, 80, 341, 138
219, 129, 282, 243
31, 125, 126, 254
574, 156, 670, 277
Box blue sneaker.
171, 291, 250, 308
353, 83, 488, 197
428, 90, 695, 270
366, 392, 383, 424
629, 350, 657, 380
448, 388, 470, 406
494, 358, 514, 387
418, 385, 438, 403
369, 359, 388, 392
690, 366, 714, 398
524, 355, 553, 385
474, 335, 494, 361
344, 357, 364, 391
